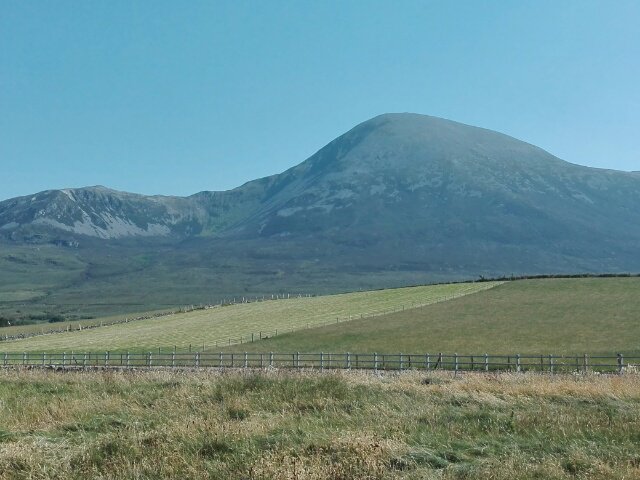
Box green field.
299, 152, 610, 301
0, 282, 498, 353
0, 368, 638, 480
228, 278, 640, 356
0, 308, 177, 338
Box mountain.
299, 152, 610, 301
1, 113, 639, 319
215, 114, 640, 251
0, 186, 204, 241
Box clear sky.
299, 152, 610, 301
1, 0, 638, 201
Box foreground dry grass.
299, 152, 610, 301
0, 368, 639, 479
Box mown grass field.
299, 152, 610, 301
230, 278, 640, 356
0, 282, 498, 353
0, 368, 638, 480
0, 308, 176, 338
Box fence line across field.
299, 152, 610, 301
0, 285, 489, 348
1, 351, 636, 374
0, 293, 315, 343
190, 286, 492, 351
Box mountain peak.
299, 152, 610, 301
297, 111, 565, 183
354, 112, 546, 155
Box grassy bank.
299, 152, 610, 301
231, 277, 640, 356
0, 369, 639, 479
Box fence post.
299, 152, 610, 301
320, 352, 324, 370
195, 352, 200, 368
399, 353, 403, 371
346, 352, 351, 369
42, 352, 46, 366
454, 353, 459, 375
296, 352, 300, 369
540, 355, 544, 372
269, 352, 274, 368
219, 352, 223, 368
549, 354, 554, 374
426, 353, 430, 370
3, 352, 6, 366
437, 352, 442, 369
83, 353, 87, 368
126, 351, 130, 368
63, 352, 66, 367
105, 351, 109, 367
484, 354, 489, 372
516, 354, 521, 373
471, 355, 475, 371
244, 352, 248, 368
172, 350, 176, 368
583, 353, 588, 373
149, 352, 153, 367
260, 353, 264, 368
374, 353, 378, 372
617, 353, 624, 374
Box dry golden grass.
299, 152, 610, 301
0, 368, 638, 479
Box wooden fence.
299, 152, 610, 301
0, 351, 637, 374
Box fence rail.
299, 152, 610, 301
0, 351, 637, 374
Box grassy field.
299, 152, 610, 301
0, 368, 638, 480
0, 308, 178, 338
2, 278, 639, 479
229, 278, 640, 356
0, 282, 498, 353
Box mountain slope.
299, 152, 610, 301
210, 113, 640, 272
0, 186, 205, 241
1, 113, 639, 319
240, 114, 638, 228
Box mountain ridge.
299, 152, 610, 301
1, 112, 639, 318
2, 113, 638, 241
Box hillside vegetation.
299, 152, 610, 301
0, 369, 638, 480
230, 278, 640, 356
0, 282, 498, 353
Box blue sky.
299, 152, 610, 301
1, 1, 638, 201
